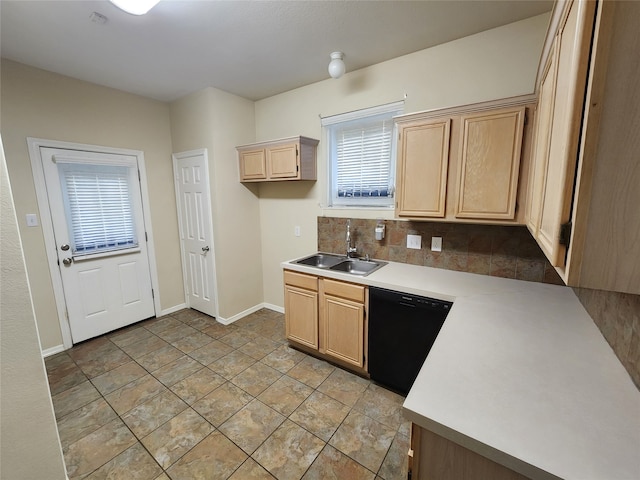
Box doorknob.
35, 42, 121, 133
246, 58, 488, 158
62, 258, 73, 266
60, 244, 70, 251
202, 246, 210, 253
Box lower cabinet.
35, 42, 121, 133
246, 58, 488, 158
409, 424, 532, 480
284, 270, 368, 373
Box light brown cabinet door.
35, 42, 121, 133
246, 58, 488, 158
535, 0, 595, 267
526, 38, 559, 237
239, 149, 267, 180
396, 119, 451, 217
455, 107, 525, 220
321, 294, 364, 368
267, 143, 299, 179
284, 285, 318, 349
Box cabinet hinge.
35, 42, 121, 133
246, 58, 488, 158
559, 221, 572, 247
296, 164, 299, 172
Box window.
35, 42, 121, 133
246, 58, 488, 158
58, 163, 138, 256
323, 102, 403, 207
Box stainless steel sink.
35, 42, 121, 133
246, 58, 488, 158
295, 253, 345, 268
294, 253, 386, 276
329, 258, 386, 276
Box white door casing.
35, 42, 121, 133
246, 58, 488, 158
28, 138, 160, 348
173, 149, 218, 318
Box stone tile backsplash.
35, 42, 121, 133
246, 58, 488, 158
317, 216, 640, 390
317, 217, 563, 284
573, 288, 640, 389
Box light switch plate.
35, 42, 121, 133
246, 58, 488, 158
26, 214, 39, 227
431, 236, 442, 252
407, 234, 422, 250
294, 226, 301, 237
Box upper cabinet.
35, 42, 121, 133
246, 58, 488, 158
526, 0, 640, 294
395, 97, 534, 223
237, 136, 319, 182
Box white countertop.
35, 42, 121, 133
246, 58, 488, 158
282, 256, 640, 480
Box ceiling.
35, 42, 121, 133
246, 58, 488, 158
0, 1, 552, 102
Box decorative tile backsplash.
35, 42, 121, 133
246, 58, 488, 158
317, 217, 563, 284
317, 216, 640, 389
573, 288, 640, 389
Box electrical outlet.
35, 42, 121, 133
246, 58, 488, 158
26, 214, 38, 227
407, 234, 422, 250
431, 236, 442, 252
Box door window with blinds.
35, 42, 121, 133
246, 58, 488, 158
323, 102, 403, 207
57, 161, 139, 257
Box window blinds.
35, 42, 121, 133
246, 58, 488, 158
58, 163, 138, 255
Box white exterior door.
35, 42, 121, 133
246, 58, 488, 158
39, 147, 155, 343
173, 149, 218, 317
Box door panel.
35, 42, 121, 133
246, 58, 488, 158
40, 147, 155, 343
174, 150, 217, 317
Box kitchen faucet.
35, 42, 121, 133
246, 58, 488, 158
346, 219, 357, 258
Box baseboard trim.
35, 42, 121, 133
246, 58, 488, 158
217, 302, 283, 325
42, 344, 66, 358
160, 303, 188, 316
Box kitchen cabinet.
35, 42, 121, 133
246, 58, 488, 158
284, 270, 318, 349
237, 135, 318, 182
320, 278, 367, 369
408, 425, 531, 480
526, 0, 640, 294
395, 96, 533, 224
283, 270, 368, 373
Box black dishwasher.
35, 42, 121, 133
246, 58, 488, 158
368, 286, 452, 395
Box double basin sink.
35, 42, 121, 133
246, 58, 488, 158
294, 253, 387, 276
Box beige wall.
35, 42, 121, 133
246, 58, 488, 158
255, 13, 550, 307
1, 60, 183, 350
170, 88, 264, 319
0, 139, 67, 479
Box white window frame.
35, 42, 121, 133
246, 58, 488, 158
323, 101, 403, 208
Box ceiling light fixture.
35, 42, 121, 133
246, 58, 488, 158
328, 52, 346, 79
109, 0, 160, 15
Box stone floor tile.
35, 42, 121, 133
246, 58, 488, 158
141, 408, 214, 469
329, 411, 396, 473
83, 443, 162, 480
257, 375, 313, 416
108, 326, 154, 348
47, 361, 88, 396
170, 330, 214, 353
238, 336, 279, 360
317, 367, 369, 407
104, 374, 167, 416
188, 339, 234, 365
219, 399, 286, 454
119, 334, 168, 360
252, 419, 324, 480
208, 350, 256, 380
121, 390, 187, 438
352, 383, 405, 429
56, 398, 118, 448
302, 444, 376, 480
377, 431, 410, 480
231, 362, 282, 396
171, 309, 203, 323
181, 314, 218, 331
218, 329, 256, 348
136, 345, 184, 372
52, 380, 102, 419
63, 418, 136, 479
72, 342, 132, 378
156, 324, 197, 343
151, 355, 203, 387
170, 367, 226, 404
289, 390, 350, 442
228, 458, 276, 480
167, 431, 247, 480
261, 344, 306, 373
144, 316, 184, 335
287, 355, 335, 388
200, 322, 238, 339
192, 381, 254, 427
91, 361, 147, 396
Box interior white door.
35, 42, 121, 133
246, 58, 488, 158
40, 147, 155, 343
173, 149, 218, 317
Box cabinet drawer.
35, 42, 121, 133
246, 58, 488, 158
322, 278, 365, 303
284, 270, 318, 291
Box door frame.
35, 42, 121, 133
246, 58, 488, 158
28, 137, 161, 349
172, 148, 219, 318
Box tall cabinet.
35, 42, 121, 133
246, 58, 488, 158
526, 0, 640, 294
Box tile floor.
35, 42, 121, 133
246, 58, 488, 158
46, 308, 410, 479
